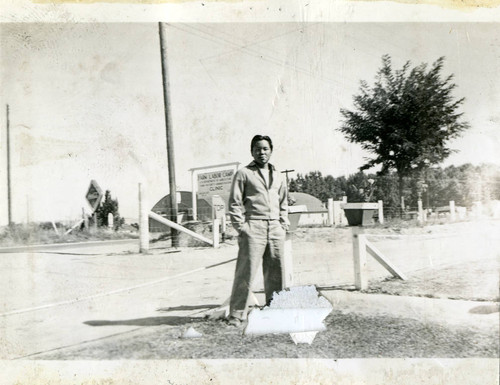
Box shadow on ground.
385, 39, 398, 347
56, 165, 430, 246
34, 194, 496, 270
156, 304, 220, 312
469, 304, 500, 314
84, 316, 205, 327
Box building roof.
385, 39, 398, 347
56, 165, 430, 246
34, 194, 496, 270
289, 192, 326, 212
151, 191, 213, 222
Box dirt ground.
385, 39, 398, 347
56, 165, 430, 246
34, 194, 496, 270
297, 220, 500, 302
364, 256, 499, 301
29, 219, 499, 360
36, 310, 498, 360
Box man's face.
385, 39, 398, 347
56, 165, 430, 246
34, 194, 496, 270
251, 140, 272, 167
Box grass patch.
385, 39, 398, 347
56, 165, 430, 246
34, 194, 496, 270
0, 223, 138, 247
35, 310, 499, 359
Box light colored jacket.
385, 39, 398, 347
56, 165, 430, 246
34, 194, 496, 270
228, 161, 289, 233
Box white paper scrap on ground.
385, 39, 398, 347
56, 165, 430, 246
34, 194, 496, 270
182, 327, 203, 338
244, 285, 333, 336
270, 285, 332, 309
290, 331, 318, 345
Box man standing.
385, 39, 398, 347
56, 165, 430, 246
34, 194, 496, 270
227, 135, 289, 325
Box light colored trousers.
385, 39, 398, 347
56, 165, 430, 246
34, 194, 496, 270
229, 219, 286, 320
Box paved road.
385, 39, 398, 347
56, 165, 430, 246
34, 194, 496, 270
0, 240, 239, 359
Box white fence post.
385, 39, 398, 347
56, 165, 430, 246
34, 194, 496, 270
283, 232, 294, 288
327, 198, 334, 226
212, 219, 220, 248
378, 200, 384, 224
341, 196, 348, 225
449, 200, 456, 221
417, 199, 424, 224
332, 201, 340, 226
82, 207, 88, 230
108, 213, 114, 229
139, 183, 149, 253
221, 215, 227, 242
352, 227, 368, 290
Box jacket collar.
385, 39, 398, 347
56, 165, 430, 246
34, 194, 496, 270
248, 161, 276, 171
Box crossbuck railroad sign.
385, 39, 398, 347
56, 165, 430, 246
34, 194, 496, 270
86, 180, 103, 212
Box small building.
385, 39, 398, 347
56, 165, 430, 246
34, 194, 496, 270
288, 192, 329, 226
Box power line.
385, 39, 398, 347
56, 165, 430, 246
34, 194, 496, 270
167, 23, 349, 90
196, 23, 317, 62
186, 23, 421, 91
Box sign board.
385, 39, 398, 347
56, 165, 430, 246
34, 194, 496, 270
189, 162, 240, 221
197, 168, 235, 205
86, 180, 103, 212
212, 195, 226, 220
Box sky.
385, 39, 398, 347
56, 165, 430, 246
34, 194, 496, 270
0, 22, 499, 224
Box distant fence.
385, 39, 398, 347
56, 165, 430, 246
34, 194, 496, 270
298, 210, 329, 226
322, 198, 490, 227
149, 199, 496, 233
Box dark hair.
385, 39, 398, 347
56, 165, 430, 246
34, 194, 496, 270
250, 135, 273, 152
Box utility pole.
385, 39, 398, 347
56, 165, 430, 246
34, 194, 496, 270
281, 169, 295, 188
6, 104, 12, 226
159, 22, 179, 247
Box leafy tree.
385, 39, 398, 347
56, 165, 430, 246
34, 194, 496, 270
344, 172, 377, 202
427, 166, 464, 207
288, 163, 500, 218
340, 55, 469, 203
371, 172, 401, 210
289, 172, 327, 201
288, 175, 301, 194
95, 190, 125, 230
303, 171, 327, 201
290, 171, 376, 203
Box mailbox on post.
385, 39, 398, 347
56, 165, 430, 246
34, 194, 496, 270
341, 202, 379, 226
